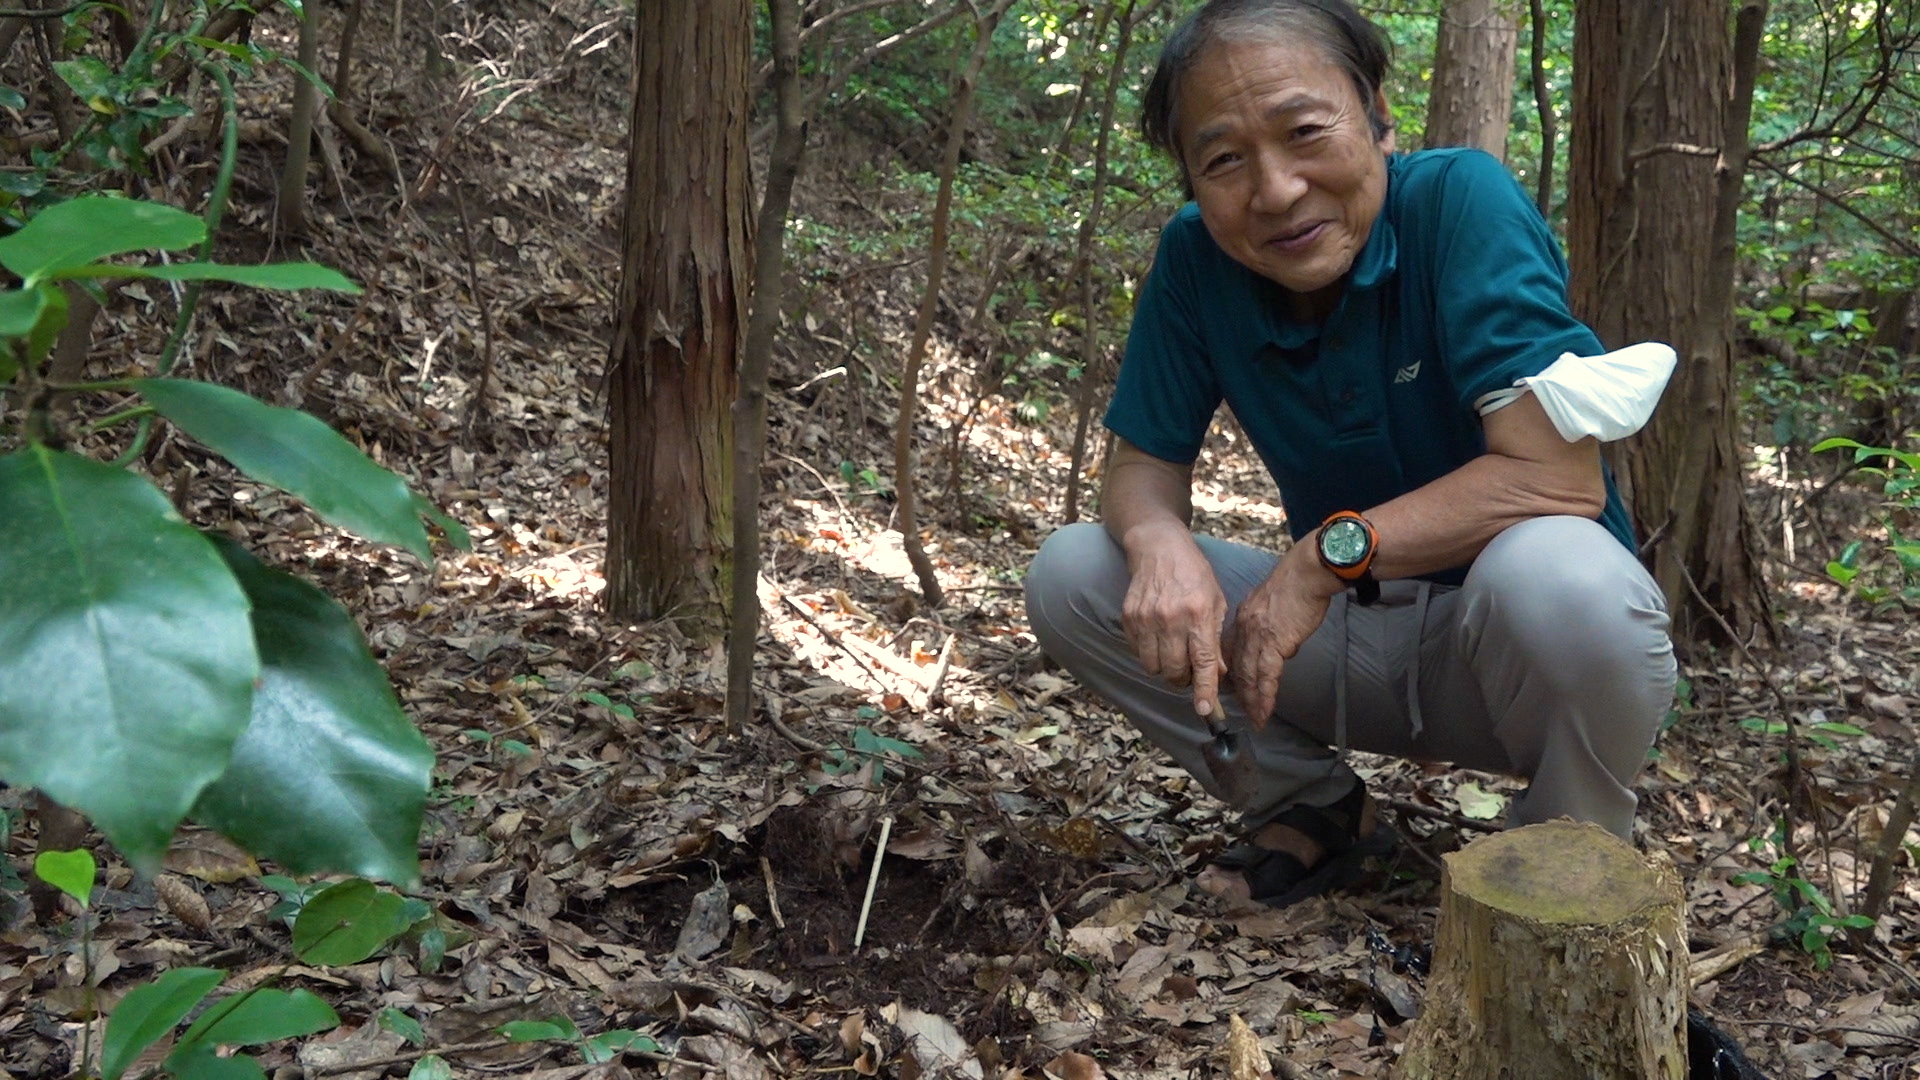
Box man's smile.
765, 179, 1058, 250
1269, 220, 1328, 251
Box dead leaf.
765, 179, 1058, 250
1223, 1015, 1271, 1080
297, 1021, 409, 1080
673, 877, 732, 962
840, 1012, 866, 1057
887, 1002, 985, 1080
1863, 692, 1910, 719
154, 875, 211, 932
1045, 1051, 1107, 1080
673, 1034, 768, 1080
1452, 780, 1507, 821
963, 835, 995, 887
1835, 1007, 1920, 1050
163, 830, 259, 883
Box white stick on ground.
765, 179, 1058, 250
761, 856, 786, 930
922, 633, 957, 710
854, 815, 895, 949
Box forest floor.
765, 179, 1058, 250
4, 2, 1919, 1078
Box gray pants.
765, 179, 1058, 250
1023, 516, 1677, 838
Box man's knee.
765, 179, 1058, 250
1460, 515, 1676, 740
1465, 517, 1666, 655
1024, 522, 1126, 643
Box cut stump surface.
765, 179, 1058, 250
1396, 819, 1688, 1080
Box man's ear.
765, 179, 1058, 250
1373, 89, 1395, 153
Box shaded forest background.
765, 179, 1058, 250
2, 0, 1919, 1077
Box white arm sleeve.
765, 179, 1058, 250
1472, 342, 1678, 443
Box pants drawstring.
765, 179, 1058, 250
1333, 590, 1350, 758
1407, 580, 1432, 740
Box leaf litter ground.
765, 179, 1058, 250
2, 4, 1919, 1078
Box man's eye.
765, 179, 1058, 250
1204, 152, 1239, 173
1293, 124, 1326, 140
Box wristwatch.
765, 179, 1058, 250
1316, 510, 1380, 605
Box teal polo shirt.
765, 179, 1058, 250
1105, 147, 1635, 584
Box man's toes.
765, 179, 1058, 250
1195, 866, 1252, 903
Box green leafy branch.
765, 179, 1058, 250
1, 195, 468, 881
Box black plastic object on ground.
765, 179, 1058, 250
1689, 1009, 1771, 1080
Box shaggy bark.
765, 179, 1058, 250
1425, 0, 1520, 160
604, 0, 753, 633
1566, 0, 1774, 644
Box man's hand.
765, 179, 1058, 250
1120, 527, 1230, 718
1228, 540, 1345, 728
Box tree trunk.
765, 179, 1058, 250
1566, 0, 1773, 644
1396, 821, 1688, 1080
277, 6, 320, 236
605, 0, 752, 634
1063, 2, 1137, 523
1425, 0, 1520, 160
891, 0, 1016, 607
1525, 0, 1556, 214
727, 0, 808, 731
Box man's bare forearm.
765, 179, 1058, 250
1366, 396, 1606, 581
1101, 439, 1200, 564
1366, 451, 1604, 579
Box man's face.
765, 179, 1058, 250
1176, 38, 1393, 312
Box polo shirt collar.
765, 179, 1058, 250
1348, 200, 1398, 290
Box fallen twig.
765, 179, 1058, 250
1688, 932, 1767, 988
922, 633, 957, 709
1382, 797, 1502, 834
777, 593, 892, 693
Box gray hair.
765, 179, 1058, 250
1140, 0, 1393, 190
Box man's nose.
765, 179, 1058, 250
1248, 151, 1308, 214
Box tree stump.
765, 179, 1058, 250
1397, 820, 1688, 1080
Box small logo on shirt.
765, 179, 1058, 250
1393, 361, 1423, 384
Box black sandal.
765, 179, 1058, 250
1210, 782, 1398, 908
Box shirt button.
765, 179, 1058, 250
1340, 387, 1357, 404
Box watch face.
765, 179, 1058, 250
1320, 519, 1371, 567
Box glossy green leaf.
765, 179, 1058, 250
584, 1030, 659, 1063
161, 1048, 267, 1080
23, 280, 67, 368
193, 539, 432, 883
499, 1017, 579, 1043
0, 85, 24, 110
408, 1055, 454, 1080
58, 260, 361, 293
174, 987, 338, 1052
380, 1008, 427, 1047
0, 286, 49, 338
0, 447, 256, 872
417, 927, 447, 973
292, 878, 409, 965
33, 849, 96, 908
101, 967, 224, 1080
0, 196, 202, 284
52, 57, 113, 104
134, 379, 435, 561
